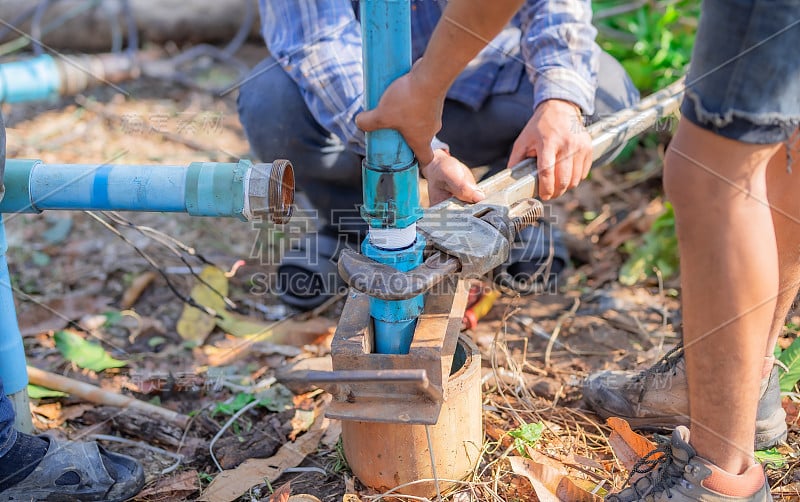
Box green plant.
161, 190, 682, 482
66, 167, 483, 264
507, 422, 545, 457
211, 385, 295, 418
620, 203, 678, 285
754, 448, 786, 468
594, 0, 699, 93
54, 330, 127, 372
332, 437, 351, 474
776, 337, 800, 392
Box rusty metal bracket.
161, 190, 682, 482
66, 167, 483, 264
321, 278, 468, 424
281, 369, 444, 404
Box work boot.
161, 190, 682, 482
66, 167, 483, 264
583, 343, 787, 450
606, 426, 772, 501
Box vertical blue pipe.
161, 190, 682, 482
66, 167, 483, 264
360, 0, 424, 354
0, 216, 28, 396
361, 0, 415, 170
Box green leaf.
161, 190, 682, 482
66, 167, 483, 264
54, 330, 127, 372
508, 422, 545, 457
27, 384, 68, 399
778, 337, 800, 392
147, 336, 167, 348
257, 384, 294, 412
620, 203, 678, 285
211, 385, 295, 417
212, 392, 255, 417
755, 448, 786, 468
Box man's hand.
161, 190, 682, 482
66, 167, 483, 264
356, 63, 443, 166
423, 149, 485, 205
507, 99, 592, 200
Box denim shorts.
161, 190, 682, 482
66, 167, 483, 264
680, 0, 800, 144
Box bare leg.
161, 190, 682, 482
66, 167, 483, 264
663, 120, 783, 474
766, 134, 800, 354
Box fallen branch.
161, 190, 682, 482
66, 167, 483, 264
27, 366, 190, 428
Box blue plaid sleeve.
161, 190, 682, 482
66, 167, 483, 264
518, 0, 599, 115
259, 0, 367, 155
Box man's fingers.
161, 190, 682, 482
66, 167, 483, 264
445, 176, 485, 204
536, 146, 557, 200
355, 110, 382, 132
413, 143, 435, 167
507, 141, 528, 169
570, 153, 585, 189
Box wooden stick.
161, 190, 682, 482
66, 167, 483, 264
27, 366, 189, 428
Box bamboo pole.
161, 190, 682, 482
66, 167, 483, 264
27, 366, 190, 429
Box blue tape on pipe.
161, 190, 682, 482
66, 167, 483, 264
91, 164, 112, 209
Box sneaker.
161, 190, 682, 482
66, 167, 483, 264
583, 343, 787, 450
606, 426, 772, 501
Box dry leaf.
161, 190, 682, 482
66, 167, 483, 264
269, 482, 292, 502
176, 266, 228, 344
199, 397, 330, 502
321, 419, 342, 449
509, 456, 602, 502
18, 295, 111, 336
342, 495, 362, 502
120, 271, 157, 309
135, 469, 200, 501
289, 408, 316, 441
203, 318, 336, 366
31, 403, 92, 430
606, 417, 658, 471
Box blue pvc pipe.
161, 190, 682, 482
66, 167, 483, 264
360, 0, 421, 229
0, 159, 251, 220
0, 55, 60, 104
0, 216, 28, 395
361, 0, 414, 171
363, 237, 425, 354
360, 0, 425, 353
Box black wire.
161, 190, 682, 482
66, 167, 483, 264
0, 5, 39, 41
120, 0, 138, 58
30, 0, 51, 56
100, 211, 240, 311
142, 0, 253, 94
221, 0, 253, 58
85, 211, 225, 320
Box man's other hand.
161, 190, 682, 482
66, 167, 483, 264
423, 149, 485, 205
356, 62, 443, 166
507, 99, 592, 200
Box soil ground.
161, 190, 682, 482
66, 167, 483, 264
5, 44, 799, 501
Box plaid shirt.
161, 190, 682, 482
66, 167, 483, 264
260, 0, 598, 156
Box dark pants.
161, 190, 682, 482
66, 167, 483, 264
0, 377, 16, 457
237, 51, 639, 232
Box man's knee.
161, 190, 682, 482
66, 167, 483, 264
592, 50, 640, 120
237, 57, 314, 161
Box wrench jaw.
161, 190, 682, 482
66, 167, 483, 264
339, 197, 545, 303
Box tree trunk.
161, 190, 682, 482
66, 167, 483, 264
0, 0, 262, 53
